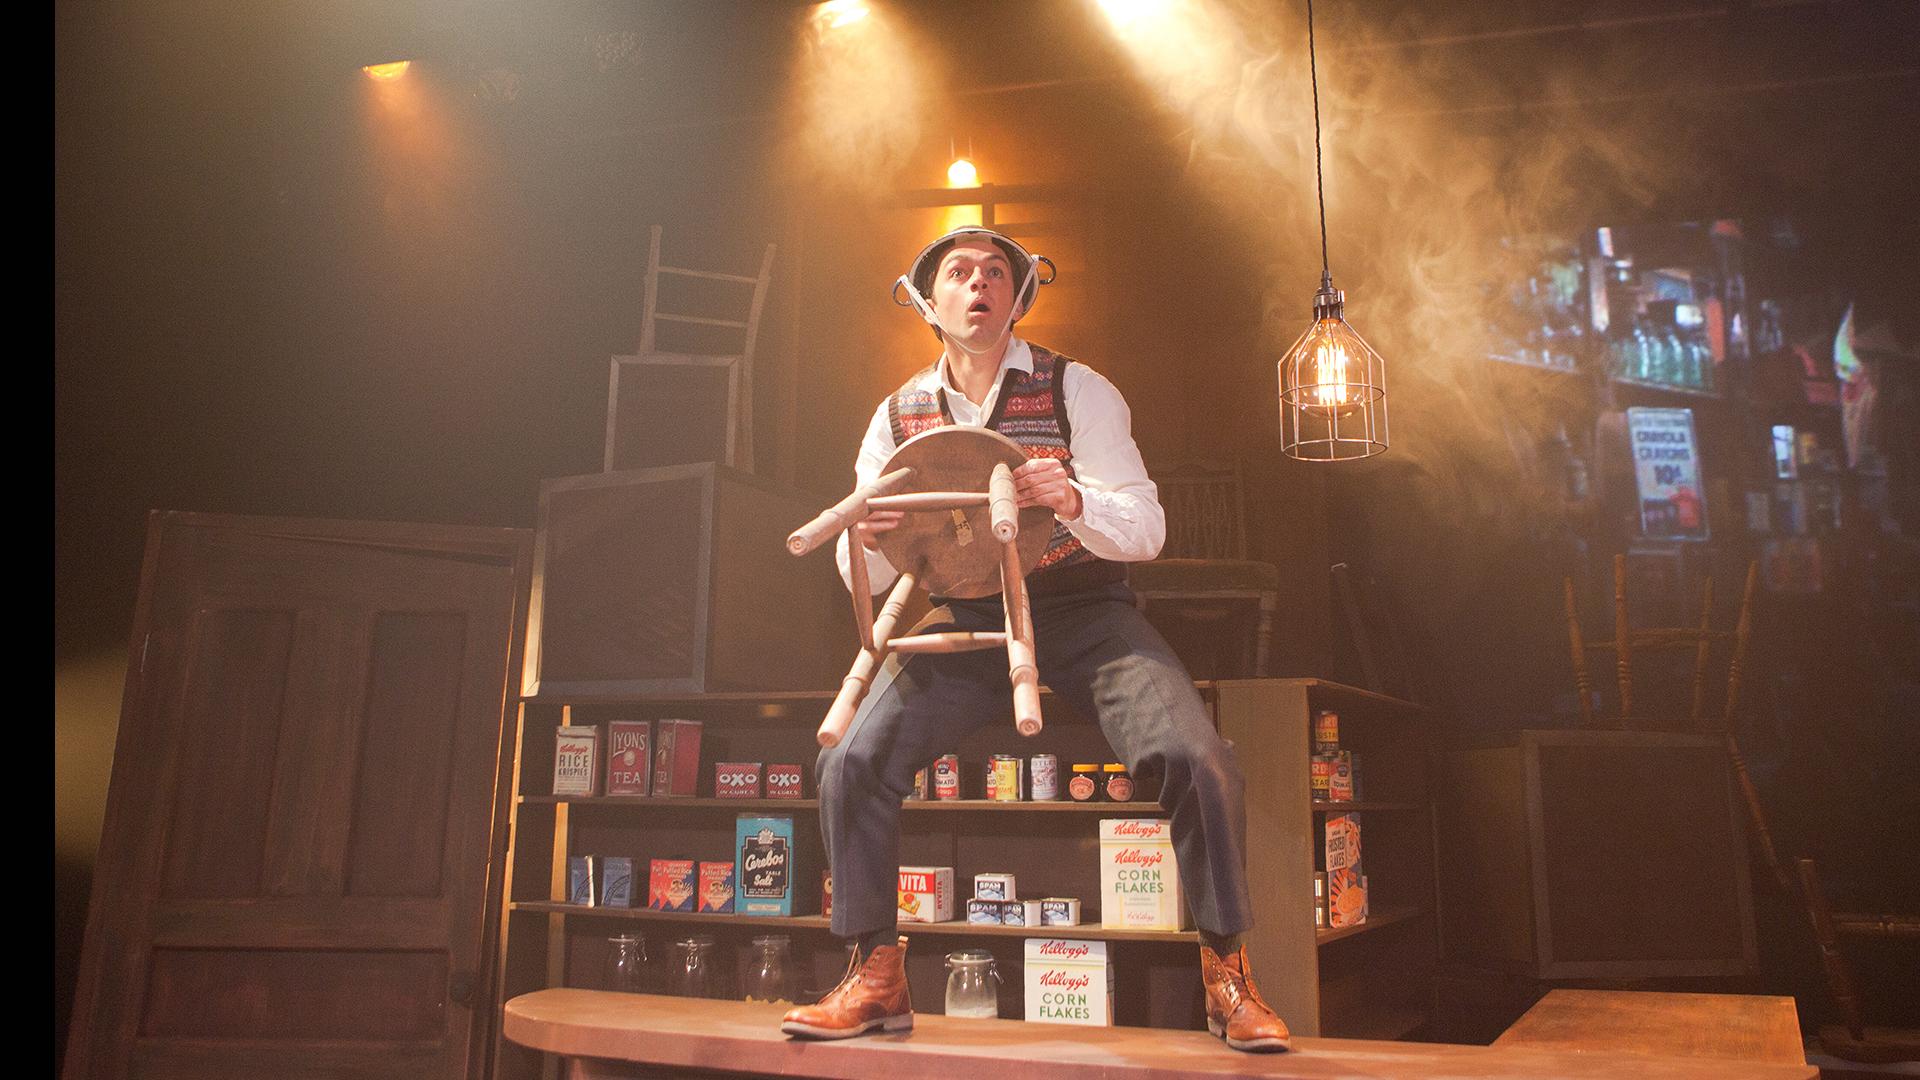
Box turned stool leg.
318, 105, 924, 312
1000, 539, 1042, 736
817, 570, 918, 748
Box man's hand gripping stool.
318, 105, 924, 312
786, 426, 1051, 748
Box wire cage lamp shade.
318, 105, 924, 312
1280, 0, 1389, 463
1280, 274, 1388, 460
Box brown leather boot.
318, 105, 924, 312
1200, 945, 1292, 1052
780, 937, 913, 1039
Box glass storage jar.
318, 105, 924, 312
943, 949, 1001, 1019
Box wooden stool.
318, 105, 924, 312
788, 428, 1053, 748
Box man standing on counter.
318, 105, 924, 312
778, 227, 1290, 1053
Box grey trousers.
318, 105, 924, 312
816, 582, 1254, 939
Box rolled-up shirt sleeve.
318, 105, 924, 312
1059, 365, 1166, 562
835, 401, 902, 594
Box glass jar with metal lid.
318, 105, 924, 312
944, 949, 1002, 1018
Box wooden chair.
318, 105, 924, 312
1570, 557, 1920, 1061
1797, 857, 1920, 1063
606, 225, 776, 470
786, 427, 1055, 748
1565, 556, 1791, 890
1127, 460, 1278, 676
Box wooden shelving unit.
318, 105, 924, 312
491, 679, 1439, 1079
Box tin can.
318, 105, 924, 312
1030, 754, 1059, 801
989, 755, 1023, 801
934, 755, 961, 800
1313, 710, 1340, 754
912, 768, 929, 800
1310, 754, 1336, 800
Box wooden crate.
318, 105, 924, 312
524, 465, 840, 697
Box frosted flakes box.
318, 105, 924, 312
896, 865, 954, 923
1325, 812, 1367, 929
1023, 938, 1113, 1027
1099, 818, 1186, 930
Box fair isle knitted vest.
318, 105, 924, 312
887, 346, 1119, 588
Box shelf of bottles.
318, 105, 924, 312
1486, 239, 1587, 374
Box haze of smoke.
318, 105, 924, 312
1101, 0, 1710, 611
786, 4, 940, 198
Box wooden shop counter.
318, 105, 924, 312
503, 989, 1816, 1080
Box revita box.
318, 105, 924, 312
1023, 938, 1114, 1027
1099, 818, 1187, 930
735, 816, 796, 916
896, 866, 954, 923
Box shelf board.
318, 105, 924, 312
1312, 800, 1426, 813
510, 902, 1196, 943
521, 796, 820, 809
1612, 375, 1720, 399
1316, 904, 1425, 946
520, 796, 1164, 814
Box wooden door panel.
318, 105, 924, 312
67, 513, 531, 1080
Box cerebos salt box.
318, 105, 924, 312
1099, 818, 1186, 930
1023, 938, 1114, 1027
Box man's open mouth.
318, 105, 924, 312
969, 301, 992, 315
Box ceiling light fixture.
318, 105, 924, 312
1279, 0, 1387, 462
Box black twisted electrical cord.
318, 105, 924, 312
1307, 0, 1329, 278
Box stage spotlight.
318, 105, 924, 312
815, 0, 870, 30
362, 61, 412, 82
1095, 0, 1169, 29
946, 157, 978, 188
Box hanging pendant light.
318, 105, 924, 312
1280, 0, 1387, 461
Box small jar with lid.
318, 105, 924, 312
1067, 764, 1100, 802
1102, 762, 1134, 802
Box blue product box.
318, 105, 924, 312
736, 815, 796, 916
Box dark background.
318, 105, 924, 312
57, 0, 1919, 1062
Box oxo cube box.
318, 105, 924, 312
714, 761, 762, 798
764, 764, 804, 799
1023, 938, 1114, 1027
1099, 818, 1187, 930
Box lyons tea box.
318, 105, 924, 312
735, 816, 796, 916
1099, 818, 1187, 930
1023, 938, 1114, 1027
653, 718, 703, 797
896, 866, 954, 924
605, 720, 651, 796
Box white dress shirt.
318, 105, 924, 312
836, 338, 1166, 593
